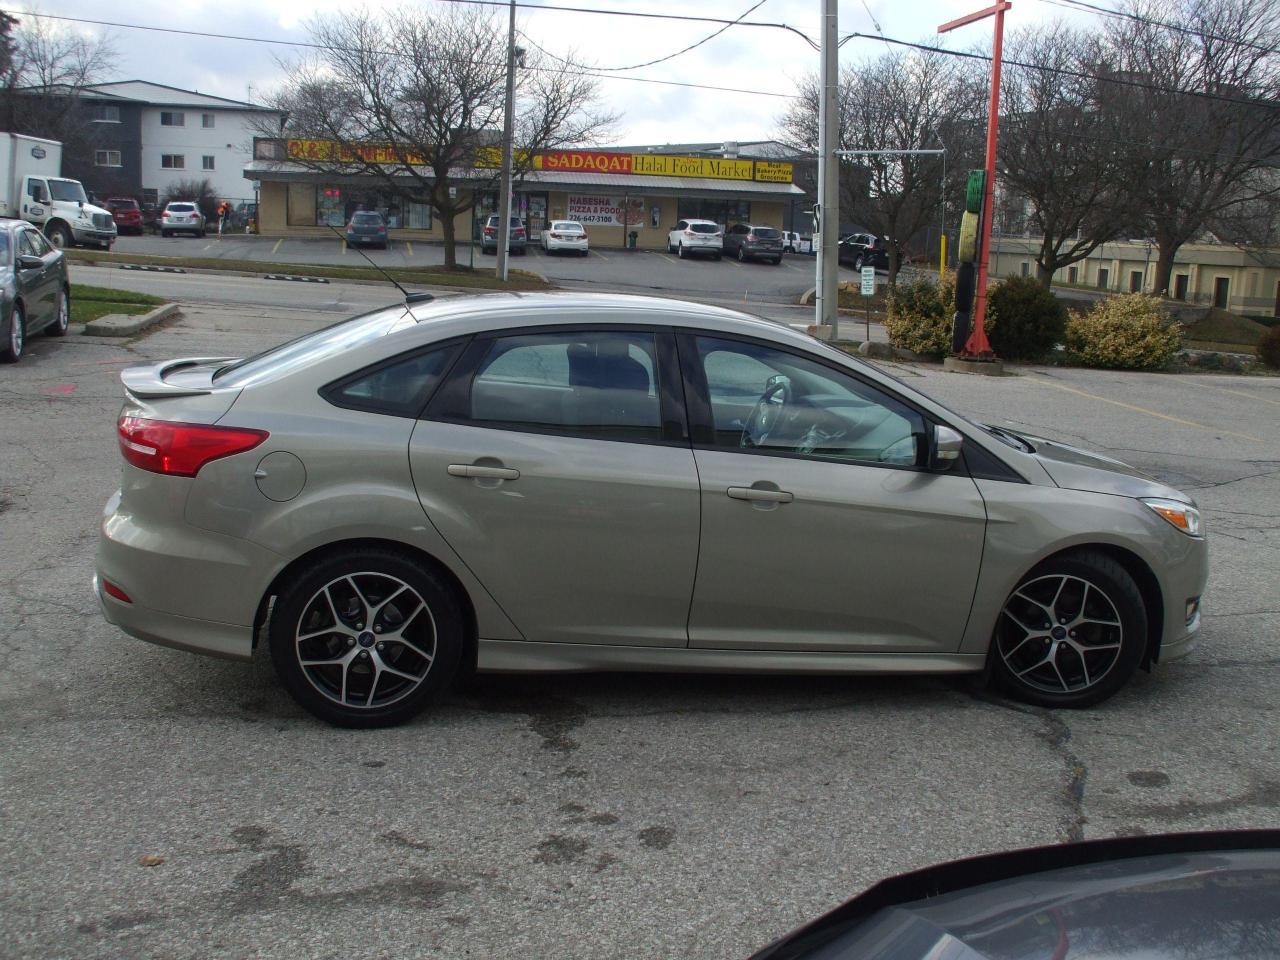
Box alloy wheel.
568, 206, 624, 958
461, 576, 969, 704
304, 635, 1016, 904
996, 574, 1124, 694
293, 572, 437, 710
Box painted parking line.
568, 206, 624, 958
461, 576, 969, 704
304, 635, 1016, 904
341, 240, 348, 255
1031, 377, 1262, 442
201, 243, 213, 252
658, 253, 677, 265
1187, 379, 1280, 406
271, 238, 283, 255
593, 250, 611, 262
406, 241, 413, 256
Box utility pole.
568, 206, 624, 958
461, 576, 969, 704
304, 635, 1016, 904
495, 0, 517, 283
815, 0, 839, 332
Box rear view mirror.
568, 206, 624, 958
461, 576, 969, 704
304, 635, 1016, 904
17, 254, 43, 271
929, 424, 963, 471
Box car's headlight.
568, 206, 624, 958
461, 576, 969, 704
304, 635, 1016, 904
1142, 497, 1202, 536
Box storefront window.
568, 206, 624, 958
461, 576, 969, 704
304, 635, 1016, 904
317, 186, 428, 229
677, 199, 750, 229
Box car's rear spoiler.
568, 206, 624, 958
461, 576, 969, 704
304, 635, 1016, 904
121, 357, 238, 399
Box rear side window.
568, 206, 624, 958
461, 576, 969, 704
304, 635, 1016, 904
322, 343, 461, 417
440, 331, 663, 442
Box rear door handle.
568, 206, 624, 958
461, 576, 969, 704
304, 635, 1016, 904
448, 464, 520, 480
727, 486, 793, 503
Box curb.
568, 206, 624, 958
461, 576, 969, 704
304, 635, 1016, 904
82, 302, 179, 338
943, 355, 1006, 376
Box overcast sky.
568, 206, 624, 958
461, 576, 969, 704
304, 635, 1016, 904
19, 0, 1089, 145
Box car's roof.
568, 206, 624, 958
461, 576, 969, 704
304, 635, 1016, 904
682, 218, 719, 223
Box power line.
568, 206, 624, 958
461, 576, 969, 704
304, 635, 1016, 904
2, 9, 798, 100
839, 31, 1280, 110
519, 0, 781, 74
1032, 0, 1280, 57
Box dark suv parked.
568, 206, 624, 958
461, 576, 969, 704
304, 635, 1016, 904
838, 233, 890, 270
723, 223, 784, 264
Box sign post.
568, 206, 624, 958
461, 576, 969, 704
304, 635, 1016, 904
861, 265, 875, 342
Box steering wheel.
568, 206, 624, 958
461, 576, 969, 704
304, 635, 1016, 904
742, 376, 791, 448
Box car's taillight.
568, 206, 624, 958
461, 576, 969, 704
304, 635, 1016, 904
377, 225, 386, 232
101, 578, 132, 603
117, 416, 268, 478
685, 229, 695, 236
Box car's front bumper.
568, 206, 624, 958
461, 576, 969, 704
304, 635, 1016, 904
1155, 532, 1208, 663
73, 227, 117, 244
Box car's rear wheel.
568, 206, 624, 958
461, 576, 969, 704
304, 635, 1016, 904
990, 551, 1147, 708
678, 243, 686, 259
2, 303, 24, 363
268, 548, 464, 727
47, 287, 69, 337
737, 246, 746, 262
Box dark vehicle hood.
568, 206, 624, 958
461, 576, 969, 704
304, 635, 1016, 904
1018, 433, 1192, 502
751, 831, 1280, 960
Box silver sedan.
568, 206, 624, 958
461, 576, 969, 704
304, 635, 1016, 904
96, 293, 1207, 726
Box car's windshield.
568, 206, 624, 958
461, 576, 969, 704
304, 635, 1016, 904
689, 223, 719, 234
48, 179, 88, 203
213, 306, 416, 387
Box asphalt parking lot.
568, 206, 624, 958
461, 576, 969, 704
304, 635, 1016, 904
2, 293, 1278, 960
109, 232, 874, 304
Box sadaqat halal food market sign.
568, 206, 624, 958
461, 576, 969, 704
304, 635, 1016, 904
477, 148, 793, 183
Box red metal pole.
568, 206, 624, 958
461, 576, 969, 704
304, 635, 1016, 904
964, 2, 1006, 356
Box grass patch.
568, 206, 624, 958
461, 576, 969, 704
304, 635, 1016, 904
71, 283, 165, 306
1181, 308, 1268, 347
65, 249, 553, 291
70, 283, 165, 324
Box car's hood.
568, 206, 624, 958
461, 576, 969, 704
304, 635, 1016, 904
1018, 432, 1194, 503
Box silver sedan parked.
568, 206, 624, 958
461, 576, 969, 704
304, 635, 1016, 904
96, 293, 1207, 726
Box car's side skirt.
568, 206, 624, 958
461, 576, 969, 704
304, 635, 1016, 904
477, 639, 986, 675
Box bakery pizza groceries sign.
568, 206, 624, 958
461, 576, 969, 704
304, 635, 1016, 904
567, 195, 645, 226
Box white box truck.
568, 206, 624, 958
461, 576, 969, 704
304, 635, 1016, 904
1, 133, 117, 250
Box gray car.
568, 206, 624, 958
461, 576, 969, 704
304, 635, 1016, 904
345, 210, 389, 249
96, 293, 1207, 727
1, 218, 71, 363
723, 223, 785, 264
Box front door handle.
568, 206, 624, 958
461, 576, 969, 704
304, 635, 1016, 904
448, 464, 520, 480
727, 486, 793, 503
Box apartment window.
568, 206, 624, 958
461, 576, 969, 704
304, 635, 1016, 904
94, 150, 122, 167
202, 155, 215, 171
202, 113, 215, 128
1067, 266, 1078, 284
160, 111, 185, 127
91, 105, 121, 123
161, 154, 185, 169
1020, 261, 1029, 277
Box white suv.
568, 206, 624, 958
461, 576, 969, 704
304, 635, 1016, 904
667, 219, 723, 260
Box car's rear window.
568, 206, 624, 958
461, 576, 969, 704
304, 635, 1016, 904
752, 228, 780, 239
352, 213, 382, 224
213, 306, 416, 388
111, 200, 139, 210
487, 216, 523, 227
168, 203, 195, 212
553, 222, 583, 232
690, 223, 719, 234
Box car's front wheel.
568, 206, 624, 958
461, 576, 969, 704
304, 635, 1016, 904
990, 551, 1147, 708
268, 548, 464, 727
47, 287, 69, 337
1, 303, 24, 363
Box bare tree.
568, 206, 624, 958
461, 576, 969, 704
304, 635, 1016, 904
0, 10, 117, 142
1103, 0, 1280, 294
998, 24, 1138, 288
262, 5, 617, 270
779, 48, 984, 286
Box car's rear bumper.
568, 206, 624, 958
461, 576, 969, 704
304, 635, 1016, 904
346, 234, 387, 245
95, 574, 254, 660
545, 238, 588, 251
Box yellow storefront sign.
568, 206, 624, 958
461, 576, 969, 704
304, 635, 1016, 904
630, 154, 755, 180
753, 161, 794, 183
287, 139, 429, 165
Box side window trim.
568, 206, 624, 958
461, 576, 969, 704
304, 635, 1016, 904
423, 325, 689, 447
675, 328, 935, 472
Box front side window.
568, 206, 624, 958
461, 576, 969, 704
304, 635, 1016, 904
453, 331, 662, 442
160, 111, 184, 126
27, 230, 52, 255
695, 336, 925, 466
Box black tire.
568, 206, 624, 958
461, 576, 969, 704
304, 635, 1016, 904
713, 253, 722, 261
737, 245, 746, 262
853, 255, 864, 271
269, 547, 464, 727
990, 550, 1147, 709
197, 230, 205, 239
1, 303, 24, 363
771, 258, 782, 265
45, 223, 72, 250
678, 243, 686, 259
47, 287, 69, 337
161, 230, 171, 238
955, 261, 977, 311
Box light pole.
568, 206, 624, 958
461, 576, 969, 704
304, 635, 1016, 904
815, 0, 839, 333
495, 0, 517, 283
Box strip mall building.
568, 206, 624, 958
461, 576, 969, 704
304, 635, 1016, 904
245, 139, 806, 250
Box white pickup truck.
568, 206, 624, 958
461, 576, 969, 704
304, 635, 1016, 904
0, 132, 117, 250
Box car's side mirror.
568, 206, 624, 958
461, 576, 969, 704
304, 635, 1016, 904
928, 424, 964, 471
17, 254, 44, 271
